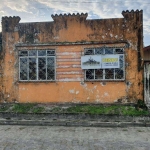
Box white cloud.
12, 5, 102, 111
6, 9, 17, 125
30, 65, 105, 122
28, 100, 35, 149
0, 0, 150, 45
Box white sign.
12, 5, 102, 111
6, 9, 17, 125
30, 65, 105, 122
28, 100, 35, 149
101, 55, 119, 68
81, 55, 101, 69
81, 54, 120, 69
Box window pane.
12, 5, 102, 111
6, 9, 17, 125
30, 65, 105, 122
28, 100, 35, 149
95, 69, 103, 79
47, 50, 55, 56
115, 48, 123, 54
105, 48, 113, 54
84, 47, 124, 81
29, 50, 37, 56
20, 58, 28, 80
47, 57, 55, 80
38, 50, 46, 56
29, 58, 36, 80
105, 69, 114, 79
38, 58, 46, 80
95, 48, 103, 55
85, 49, 94, 55
115, 68, 124, 79
86, 69, 94, 80
19, 50, 56, 81
19, 51, 28, 56
119, 55, 124, 68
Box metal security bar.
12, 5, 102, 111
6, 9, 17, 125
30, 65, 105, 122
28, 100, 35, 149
84, 47, 125, 81
19, 50, 55, 81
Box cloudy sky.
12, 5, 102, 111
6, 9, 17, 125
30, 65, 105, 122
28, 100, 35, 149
0, 0, 150, 46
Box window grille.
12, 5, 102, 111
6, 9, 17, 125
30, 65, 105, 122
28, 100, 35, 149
19, 50, 55, 81
84, 47, 125, 81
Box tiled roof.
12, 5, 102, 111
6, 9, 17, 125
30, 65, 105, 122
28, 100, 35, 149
144, 46, 150, 51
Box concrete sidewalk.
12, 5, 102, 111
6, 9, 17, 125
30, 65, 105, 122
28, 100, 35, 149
0, 112, 150, 127
1, 126, 150, 149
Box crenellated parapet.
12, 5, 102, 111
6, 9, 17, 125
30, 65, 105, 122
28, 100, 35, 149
2, 16, 21, 32
51, 13, 88, 22
122, 9, 143, 22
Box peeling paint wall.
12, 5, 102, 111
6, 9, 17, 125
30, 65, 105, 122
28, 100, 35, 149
1, 10, 144, 103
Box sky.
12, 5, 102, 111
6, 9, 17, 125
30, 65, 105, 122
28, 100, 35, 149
0, 0, 150, 46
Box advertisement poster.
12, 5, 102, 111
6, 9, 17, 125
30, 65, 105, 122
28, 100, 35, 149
101, 55, 120, 68
81, 55, 120, 69
81, 55, 101, 69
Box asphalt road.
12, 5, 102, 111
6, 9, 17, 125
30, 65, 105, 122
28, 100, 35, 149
0, 125, 150, 150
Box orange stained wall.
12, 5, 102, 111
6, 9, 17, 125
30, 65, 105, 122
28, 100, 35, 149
1, 10, 144, 103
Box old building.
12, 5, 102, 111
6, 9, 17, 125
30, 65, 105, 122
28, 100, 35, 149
0, 10, 143, 103
144, 46, 150, 62
144, 46, 150, 106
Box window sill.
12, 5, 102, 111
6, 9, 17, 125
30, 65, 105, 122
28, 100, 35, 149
19, 80, 56, 83
84, 79, 125, 82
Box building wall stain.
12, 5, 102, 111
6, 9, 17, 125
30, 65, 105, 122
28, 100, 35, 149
0, 10, 144, 103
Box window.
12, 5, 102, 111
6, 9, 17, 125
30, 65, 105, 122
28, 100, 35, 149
84, 47, 125, 81
19, 50, 55, 81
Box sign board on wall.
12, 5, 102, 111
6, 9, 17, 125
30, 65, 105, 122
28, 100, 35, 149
81, 55, 101, 69
101, 55, 119, 68
81, 55, 120, 69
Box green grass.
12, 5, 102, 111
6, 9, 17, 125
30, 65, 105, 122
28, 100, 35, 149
0, 105, 9, 112
12, 103, 45, 113
0, 103, 149, 116
32, 107, 45, 113
63, 105, 150, 116
12, 103, 35, 113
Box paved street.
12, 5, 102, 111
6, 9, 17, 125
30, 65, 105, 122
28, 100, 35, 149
0, 126, 150, 150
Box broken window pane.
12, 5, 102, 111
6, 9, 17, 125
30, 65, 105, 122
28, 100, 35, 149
38, 58, 46, 80
20, 58, 28, 80
29, 58, 36, 80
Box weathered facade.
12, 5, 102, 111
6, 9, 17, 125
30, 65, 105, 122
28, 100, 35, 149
0, 10, 143, 103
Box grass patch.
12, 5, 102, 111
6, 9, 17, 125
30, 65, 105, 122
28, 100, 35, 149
62, 105, 150, 116
121, 106, 149, 116
12, 103, 35, 113
0, 105, 9, 112
32, 107, 45, 113
0, 103, 149, 116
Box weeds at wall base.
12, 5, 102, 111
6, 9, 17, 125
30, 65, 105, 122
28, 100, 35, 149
0, 103, 149, 116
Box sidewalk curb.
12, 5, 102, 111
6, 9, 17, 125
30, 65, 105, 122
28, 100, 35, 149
0, 113, 150, 127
